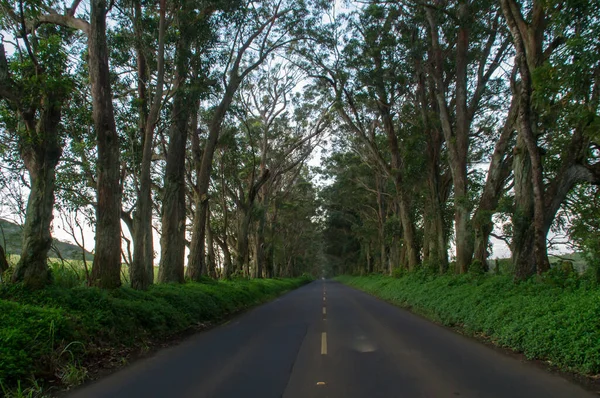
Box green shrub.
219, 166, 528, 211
0, 276, 310, 390
468, 260, 485, 275
543, 261, 578, 289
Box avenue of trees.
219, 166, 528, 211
0, 0, 599, 289
0, 0, 327, 288
318, 0, 600, 280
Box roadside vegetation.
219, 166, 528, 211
337, 271, 600, 377
1, 0, 599, 395
0, 265, 311, 394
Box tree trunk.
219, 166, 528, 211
12, 110, 62, 288
206, 203, 217, 279
255, 199, 268, 279
454, 2, 473, 274
89, 0, 122, 289
1, 40, 67, 289
512, 135, 536, 279
472, 96, 517, 267
416, 52, 449, 273
515, 64, 549, 276
187, 70, 242, 279
0, 244, 8, 277
158, 32, 191, 284
366, 243, 372, 273
215, 235, 232, 279
131, 0, 165, 289
372, 48, 420, 271
254, 132, 270, 279
374, 176, 387, 273
236, 207, 252, 277
500, 0, 550, 277
425, 131, 448, 273
397, 190, 419, 270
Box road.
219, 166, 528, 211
69, 280, 596, 398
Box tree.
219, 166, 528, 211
130, 0, 166, 290
500, 0, 600, 278
0, 8, 74, 288
186, 0, 317, 280
86, 0, 123, 288
424, 0, 510, 273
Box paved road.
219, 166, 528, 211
69, 280, 596, 398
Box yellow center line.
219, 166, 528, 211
321, 332, 327, 355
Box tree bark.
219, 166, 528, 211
187, 80, 240, 280
131, 0, 165, 289
1, 43, 66, 288
158, 30, 191, 284
472, 96, 517, 267
12, 106, 62, 288
500, 0, 550, 277
511, 135, 536, 278
426, 4, 473, 273
89, 0, 122, 289
255, 191, 269, 279
236, 207, 252, 277
206, 202, 217, 279
416, 59, 448, 273
0, 244, 8, 277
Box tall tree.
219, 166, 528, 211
131, 0, 166, 289
0, 7, 74, 288
186, 0, 312, 280
87, 0, 123, 288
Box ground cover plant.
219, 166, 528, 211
0, 275, 311, 393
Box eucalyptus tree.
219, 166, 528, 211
229, 63, 330, 277
13, 0, 124, 288
158, 0, 226, 283
0, 5, 75, 287
320, 144, 391, 275
100, 0, 170, 289
129, 0, 166, 289
239, 63, 298, 278
422, 0, 511, 273
269, 166, 321, 277
206, 74, 328, 278
186, 0, 325, 281
500, 0, 600, 278
299, 4, 424, 272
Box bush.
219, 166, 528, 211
468, 260, 485, 275
0, 276, 311, 389
391, 267, 405, 278
336, 273, 600, 376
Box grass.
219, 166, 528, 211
336, 270, 600, 377
0, 274, 312, 394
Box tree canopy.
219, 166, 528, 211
0, 0, 599, 288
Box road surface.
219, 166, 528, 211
69, 280, 596, 398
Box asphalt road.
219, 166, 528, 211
69, 280, 596, 398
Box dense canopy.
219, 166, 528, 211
0, 0, 599, 289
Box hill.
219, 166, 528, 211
0, 218, 93, 262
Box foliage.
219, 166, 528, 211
337, 274, 600, 376
0, 276, 311, 390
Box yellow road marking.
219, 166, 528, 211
316, 381, 326, 386
323, 307, 326, 315
321, 332, 327, 355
